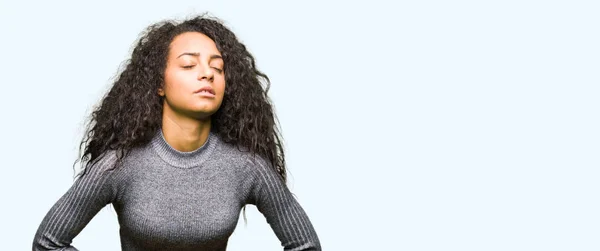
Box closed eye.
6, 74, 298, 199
181, 65, 222, 73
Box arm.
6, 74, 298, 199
246, 155, 322, 251
32, 151, 119, 251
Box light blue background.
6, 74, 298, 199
1, 0, 598, 250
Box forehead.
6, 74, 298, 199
168, 32, 221, 58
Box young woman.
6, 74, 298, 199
32, 13, 321, 251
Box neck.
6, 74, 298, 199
161, 105, 212, 152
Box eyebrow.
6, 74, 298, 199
176, 52, 223, 60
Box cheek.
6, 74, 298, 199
215, 77, 226, 96
164, 71, 195, 94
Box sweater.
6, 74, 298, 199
32, 128, 321, 251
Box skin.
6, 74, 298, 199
157, 32, 226, 152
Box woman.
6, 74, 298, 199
32, 13, 321, 251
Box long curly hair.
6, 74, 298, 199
72, 13, 287, 221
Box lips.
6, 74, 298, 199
194, 86, 215, 95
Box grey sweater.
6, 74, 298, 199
32, 129, 321, 251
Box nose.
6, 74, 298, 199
197, 63, 214, 82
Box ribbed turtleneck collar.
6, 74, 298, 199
150, 128, 218, 169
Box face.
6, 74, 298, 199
159, 32, 226, 120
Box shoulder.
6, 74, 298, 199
210, 135, 255, 167
245, 153, 271, 170
75, 150, 121, 180
243, 153, 285, 187
208, 134, 281, 181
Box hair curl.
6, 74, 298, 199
72, 13, 287, 223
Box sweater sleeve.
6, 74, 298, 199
32, 151, 120, 251
246, 155, 322, 251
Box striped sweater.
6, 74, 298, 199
32, 128, 321, 250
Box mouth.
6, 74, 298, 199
194, 86, 215, 96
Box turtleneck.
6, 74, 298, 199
149, 127, 218, 169
33, 127, 322, 251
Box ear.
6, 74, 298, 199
158, 87, 164, 96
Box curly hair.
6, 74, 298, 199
72, 13, 287, 222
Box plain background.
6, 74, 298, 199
1, 0, 598, 250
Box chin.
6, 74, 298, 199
190, 109, 218, 119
